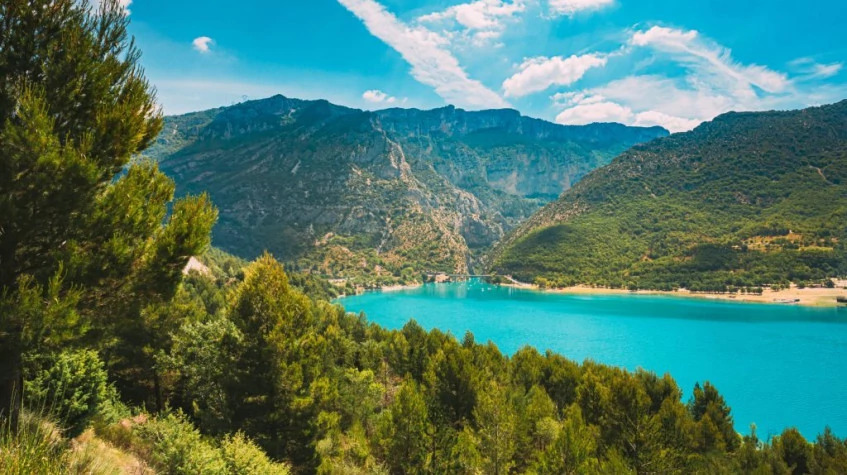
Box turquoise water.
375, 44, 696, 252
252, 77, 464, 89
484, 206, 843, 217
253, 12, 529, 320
338, 280, 847, 438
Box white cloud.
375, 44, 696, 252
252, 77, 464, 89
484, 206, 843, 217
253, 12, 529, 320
192, 36, 214, 53
338, 0, 508, 109
553, 91, 701, 132
419, 0, 524, 30
555, 100, 632, 124
630, 26, 789, 97
551, 74, 738, 132
812, 63, 843, 78
549, 25, 840, 133
418, 0, 525, 44
503, 53, 607, 97
551, 91, 606, 106
632, 110, 701, 132
790, 57, 843, 79
363, 89, 398, 103
591, 75, 735, 123
549, 0, 614, 17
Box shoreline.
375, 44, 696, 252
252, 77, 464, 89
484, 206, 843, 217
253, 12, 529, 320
500, 281, 847, 308
334, 278, 847, 308
378, 282, 423, 292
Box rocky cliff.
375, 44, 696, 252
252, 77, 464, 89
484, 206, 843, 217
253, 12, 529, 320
146, 95, 667, 284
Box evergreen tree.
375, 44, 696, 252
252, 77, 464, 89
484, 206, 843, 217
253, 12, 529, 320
689, 381, 741, 452
450, 426, 483, 474
0, 0, 215, 427
226, 253, 322, 464
473, 380, 517, 475
774, 428, 814, 475
515, 384, 558, 470
535, 405, 599, 475
380, 379, 431, 474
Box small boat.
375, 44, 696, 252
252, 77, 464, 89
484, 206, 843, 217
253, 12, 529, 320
773, 298, 801, 304
837, 296, 847, 305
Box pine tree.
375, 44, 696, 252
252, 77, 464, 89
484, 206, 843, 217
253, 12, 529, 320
474, 380, 517, 475
226, 253, 321, 464
0, 0, 216, 427
535, 405, 599, 475
689, 381, 741, 452
380, 379, 432, 474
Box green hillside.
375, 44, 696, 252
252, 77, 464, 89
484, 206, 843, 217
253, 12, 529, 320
145, 96, 666, 285
492, 101, 847, 291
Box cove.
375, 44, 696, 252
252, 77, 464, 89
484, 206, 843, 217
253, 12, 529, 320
338, 280, 847, 439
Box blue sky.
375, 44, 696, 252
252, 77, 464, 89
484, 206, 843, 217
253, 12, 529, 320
120, 0, 847, 132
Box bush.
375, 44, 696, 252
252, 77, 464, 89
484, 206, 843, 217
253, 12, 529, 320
135, 412, 227, 474
221, 432, 290, 475
25, 349, 115, 437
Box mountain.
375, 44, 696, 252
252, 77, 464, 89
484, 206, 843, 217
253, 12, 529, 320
146, 95, 666, 284
491, 101, 847, 291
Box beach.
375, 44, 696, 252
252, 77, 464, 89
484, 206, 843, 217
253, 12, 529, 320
502, 281, 847, 307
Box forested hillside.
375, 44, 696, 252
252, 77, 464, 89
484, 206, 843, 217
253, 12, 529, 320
145, 96, 666, 285
492, 102, 847, 291
11, 249, 847, 474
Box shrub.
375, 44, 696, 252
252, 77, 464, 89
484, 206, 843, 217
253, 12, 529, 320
221, 432, 290, 475
25, 349, 114, 437
135, 412, 227, 474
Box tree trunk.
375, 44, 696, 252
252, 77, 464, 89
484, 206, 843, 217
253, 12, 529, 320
0, 346, 22, 432
153, 371, 163, 413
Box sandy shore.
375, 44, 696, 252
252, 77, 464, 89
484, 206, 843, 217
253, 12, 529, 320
503, 281, 847, 307
379, 282, 423, 292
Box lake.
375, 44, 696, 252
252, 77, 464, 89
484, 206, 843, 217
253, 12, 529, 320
338, 280, 847, 439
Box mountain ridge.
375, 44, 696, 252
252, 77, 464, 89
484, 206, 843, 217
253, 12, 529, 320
491, 100, 847, 290
146, 94, 668, 285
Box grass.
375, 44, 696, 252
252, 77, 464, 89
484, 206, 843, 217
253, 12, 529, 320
0, 411, 152, 475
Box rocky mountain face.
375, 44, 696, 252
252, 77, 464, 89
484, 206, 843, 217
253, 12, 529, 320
146, 95, 666, 284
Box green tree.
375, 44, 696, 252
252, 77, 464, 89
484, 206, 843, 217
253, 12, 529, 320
606, 373, 669, 473
450, 426, 483, 474
159, 314, 243, 434
379, 379, 431, 474
515, 384, 558, 470
473, 381, 517, 475
689, 382, 741, 452
24, 349, 113, 437
112, 284, 207, 411
226, 254, 322, 464
773, 428, 814, 475
220, 432, 291, 475
535, 405, 599, 475
811, 427, 847, 474
135, 411, 228, 474
0, 271, 79, 426
0, 0, 215, 426
424, 343, 478, 425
